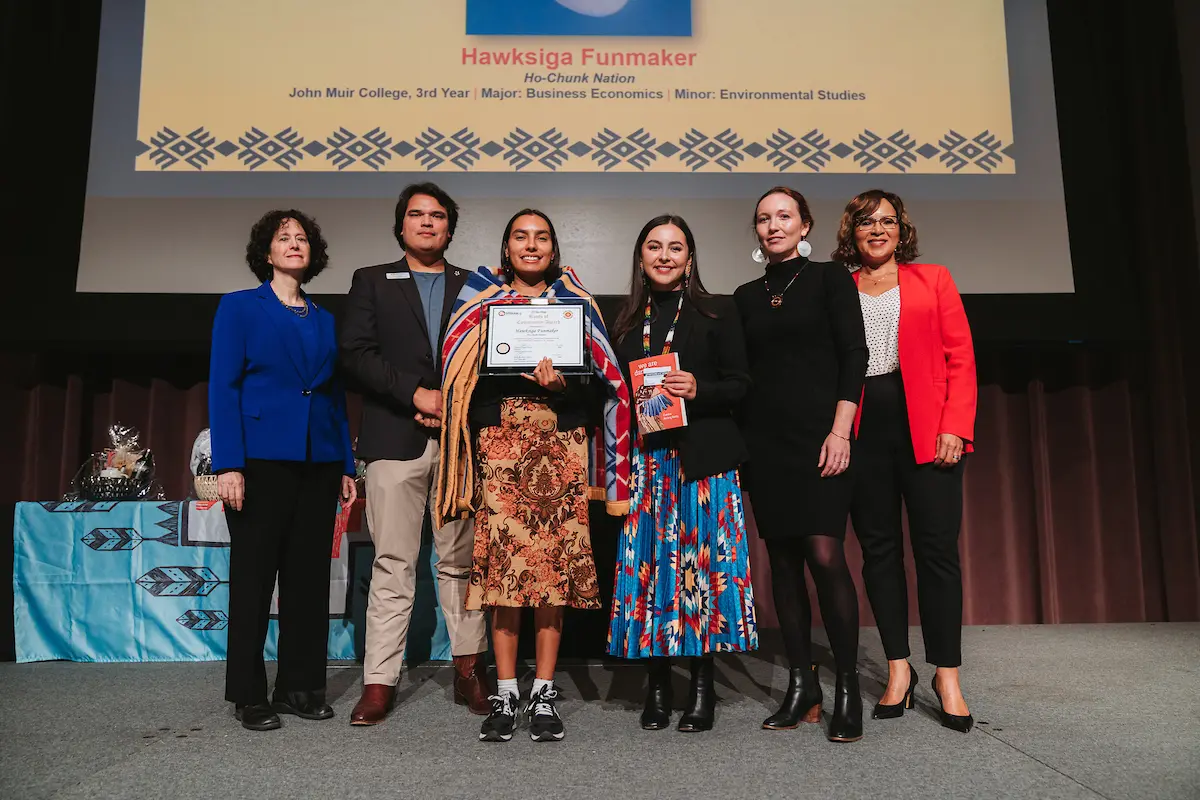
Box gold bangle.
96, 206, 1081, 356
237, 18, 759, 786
830, 431, 850, 441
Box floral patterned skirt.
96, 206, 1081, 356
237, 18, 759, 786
466, 398, 601, 610
607, 443, 758, 658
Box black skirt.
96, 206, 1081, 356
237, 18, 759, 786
744, 432, 854, 540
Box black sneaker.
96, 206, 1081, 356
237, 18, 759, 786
479, 692, 518, 742
526, 685, 565, 742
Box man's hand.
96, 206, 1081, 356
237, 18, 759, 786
413, 387, 443, 418
414, 412, 441, 429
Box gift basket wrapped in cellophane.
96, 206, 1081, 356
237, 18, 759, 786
64, 423, 165, 501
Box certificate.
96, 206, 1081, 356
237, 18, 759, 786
484, 300, 587, 372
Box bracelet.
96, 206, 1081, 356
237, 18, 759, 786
830, 431, 850, 441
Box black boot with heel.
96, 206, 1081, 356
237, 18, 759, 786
762, 662, 822, 730
677, 656, 715, 732
827, 670, 864, 743
640, 657, 673, 730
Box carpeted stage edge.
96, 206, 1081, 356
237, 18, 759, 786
1, 624, 1197, 800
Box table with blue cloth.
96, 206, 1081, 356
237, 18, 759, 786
12, 499, 450, 664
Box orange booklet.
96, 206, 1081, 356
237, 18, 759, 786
630, 353, 689, 434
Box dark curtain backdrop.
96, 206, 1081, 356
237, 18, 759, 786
2, 339, 1196, 661
3, 0, 1199, 661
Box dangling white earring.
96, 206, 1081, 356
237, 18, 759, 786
751, 246, 766, 264
797, 239, 813, 258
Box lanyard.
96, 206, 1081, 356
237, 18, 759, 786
642, 290, 685, 357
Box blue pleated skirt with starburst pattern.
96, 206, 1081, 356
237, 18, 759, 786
607, 443, 758, 658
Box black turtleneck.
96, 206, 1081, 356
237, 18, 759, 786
646, 288, 684, 355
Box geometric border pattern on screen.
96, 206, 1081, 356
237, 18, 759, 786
134, 126, 1016, 173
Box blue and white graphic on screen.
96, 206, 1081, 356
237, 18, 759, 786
466, 0, 693, 37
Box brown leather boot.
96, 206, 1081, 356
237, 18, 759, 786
350, 684, 395, 726
453, 653, 491, 715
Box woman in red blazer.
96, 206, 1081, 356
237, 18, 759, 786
834, 189, 977, 733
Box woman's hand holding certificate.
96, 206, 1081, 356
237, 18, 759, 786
522, 357, 567, 392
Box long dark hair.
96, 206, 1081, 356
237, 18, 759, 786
612, 214, 715, 344
499, 208, 562, 284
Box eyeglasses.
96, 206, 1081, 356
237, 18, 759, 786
854, 215, 899, 231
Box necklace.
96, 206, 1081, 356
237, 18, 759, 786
276, 294, 309, 317
859, 266, 897, 285
764, 261, 808, 308
642, 289, 685, 356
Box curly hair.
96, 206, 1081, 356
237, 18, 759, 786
499, 208, 563, 285
245, 209, 330, 284
831, 189, 921, 267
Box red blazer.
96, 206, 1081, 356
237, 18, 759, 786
853, 263, 977, 464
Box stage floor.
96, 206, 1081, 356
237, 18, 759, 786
2, 624, 1198, 800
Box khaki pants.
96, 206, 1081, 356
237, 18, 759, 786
363, 440, 487, 686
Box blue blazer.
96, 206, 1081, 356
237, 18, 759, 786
209, 282, 355, 476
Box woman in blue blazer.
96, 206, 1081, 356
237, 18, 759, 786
209, 209, 357, 731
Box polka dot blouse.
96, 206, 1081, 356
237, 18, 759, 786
859, 285, 901, 377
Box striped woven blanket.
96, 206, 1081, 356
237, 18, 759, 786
434, 266, 631, 526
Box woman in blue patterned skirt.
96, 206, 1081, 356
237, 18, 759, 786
607, 214, 758, 732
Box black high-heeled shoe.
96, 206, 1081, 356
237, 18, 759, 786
827, 669, 863, 743
677, 656, 715, 732
932, 673, 974, 733
762, 662, 822, 730
640, 657, 673, 730
872, 663, 918, 720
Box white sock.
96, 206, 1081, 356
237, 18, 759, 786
497, 678, 519, 699
532, 678, 554, 696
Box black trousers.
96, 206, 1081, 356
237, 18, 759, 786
224, 458, 343, 705
850, 371, 965, 667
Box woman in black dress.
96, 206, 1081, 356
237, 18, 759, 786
734, 186, 868, 743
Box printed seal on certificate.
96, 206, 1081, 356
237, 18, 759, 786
478, 297, 594, 377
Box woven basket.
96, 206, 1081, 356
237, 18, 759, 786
194, 474, 220, 501
79, 474, 138, 501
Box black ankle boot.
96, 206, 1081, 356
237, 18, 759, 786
640, 657, 673, 730
762, 662, 822, 730
677, 656, 715, 732
827, 670, 864, 742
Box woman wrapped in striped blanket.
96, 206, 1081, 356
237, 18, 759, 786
435, 209, 629, 744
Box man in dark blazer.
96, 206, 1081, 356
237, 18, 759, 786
340, 183, 489, 724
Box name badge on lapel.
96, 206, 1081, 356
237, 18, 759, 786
386, 271, 411, 280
